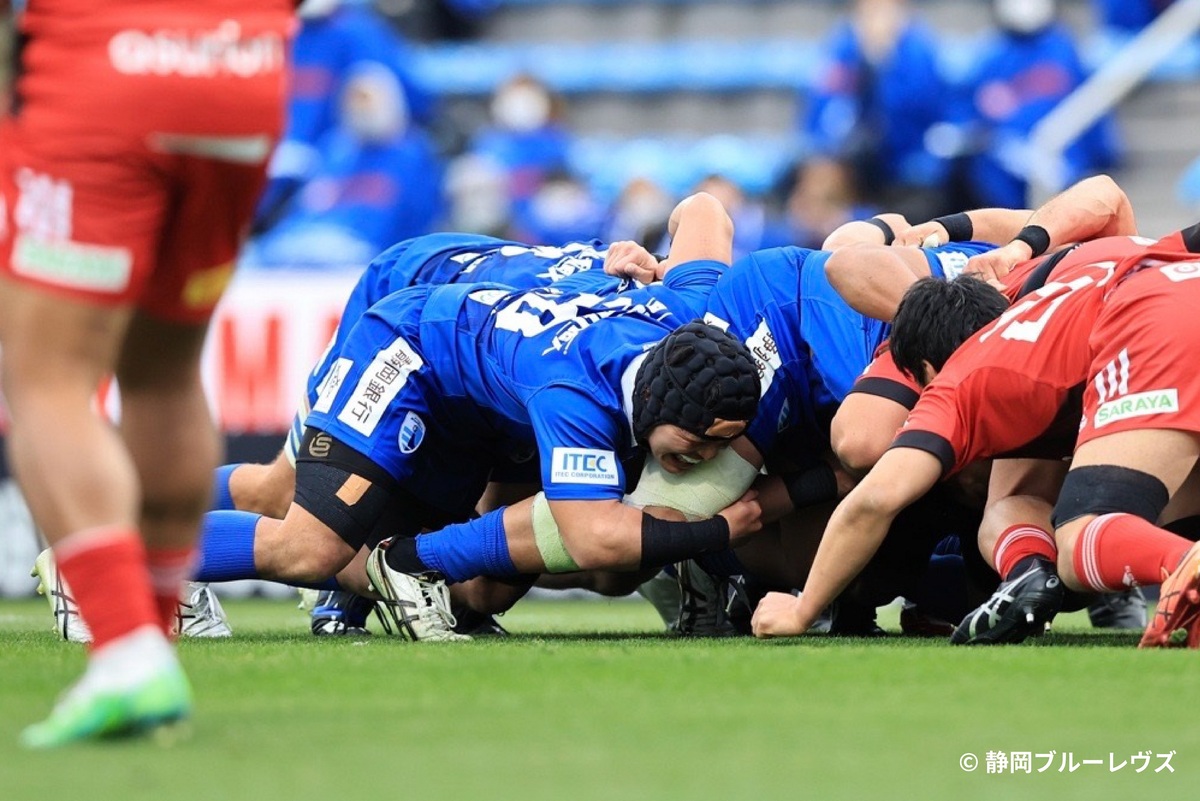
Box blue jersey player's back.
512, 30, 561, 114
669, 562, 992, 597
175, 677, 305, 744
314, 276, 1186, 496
704, 241, 996, 460
307, 280, 699, 508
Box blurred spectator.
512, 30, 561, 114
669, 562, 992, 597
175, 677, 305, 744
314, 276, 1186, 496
445, 153, 512, 237
467, 74, 572, 204
694, 174, 766, 260
247, 63, 444, 268
804, 0, 952, 221
603, 177, 675, 249
1093, 0, 1174, 34
762, 158, 875, 250
256, 0, 433, 229
955, 0, 1121, 208
378, 0, 500, 41
509, 172, 605, 246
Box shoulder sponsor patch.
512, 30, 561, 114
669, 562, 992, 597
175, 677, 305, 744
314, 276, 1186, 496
336, 337, 423, 436
744, 318, 781, 395
934, 250, 969, 281
550, 447, 620, 486
1094, 389, 1179, 428
313, 357, 353, 415
398, 411, 426, 454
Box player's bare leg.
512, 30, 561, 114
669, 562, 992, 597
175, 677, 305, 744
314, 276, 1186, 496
951, 463, 1065, 645
226, 455, 295, 519
0, 282, 188, 748
1054, 429, 1200, 648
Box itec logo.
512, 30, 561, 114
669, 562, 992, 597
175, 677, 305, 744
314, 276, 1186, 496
551, 447, 620, 486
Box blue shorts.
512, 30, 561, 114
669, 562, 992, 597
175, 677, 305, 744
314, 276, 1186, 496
301, 286, 497, 521
284, 234, 502, 463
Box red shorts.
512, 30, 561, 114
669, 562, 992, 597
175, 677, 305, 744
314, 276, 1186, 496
0, 2, 292, 323
1077, 260, 1200, 447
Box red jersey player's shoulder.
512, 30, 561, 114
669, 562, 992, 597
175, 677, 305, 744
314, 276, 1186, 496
1154, 222, 1200, 254
1002, 236, 1158, 302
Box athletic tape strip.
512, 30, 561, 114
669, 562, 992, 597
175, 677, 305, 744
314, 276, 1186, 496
531, 492, 581, 573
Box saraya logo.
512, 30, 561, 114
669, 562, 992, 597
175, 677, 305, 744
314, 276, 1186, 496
1094, 389, 1178, 428
398, 412, 426, 455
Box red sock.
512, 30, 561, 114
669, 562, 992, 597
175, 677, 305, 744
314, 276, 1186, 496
1071, 513, 1193, 592
55, 527, 159, 652
146, 547, 195, 638
992, 524, 1057, 579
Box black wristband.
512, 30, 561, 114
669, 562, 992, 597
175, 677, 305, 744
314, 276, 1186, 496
782, 462, 839, 510
1013, 224, 1051, 258
867, 217, 895, 245
931, 212, 973, 242
640, 513, 731, 571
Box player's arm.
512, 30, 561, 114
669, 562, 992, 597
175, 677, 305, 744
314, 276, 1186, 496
750, 446, 943, 637
655, 192, 734, 277
964, 175, 1137, 281
898, 208, 1034, 247
821, 213, 911, 251
823, 242, 934, 322
548, 493, 761, 571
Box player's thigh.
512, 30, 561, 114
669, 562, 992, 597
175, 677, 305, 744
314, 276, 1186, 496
986, 458, 1067, 507
0, 278, 131, 407
255, 502, 359, 582
1056, 429, 1200, 549
115, 312, 210, 391
1071, 429, 1200, 492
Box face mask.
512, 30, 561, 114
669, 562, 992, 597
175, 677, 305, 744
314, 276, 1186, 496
342, 68, 408, 142
993, 0, 1055, 35
491, 84, 552, 132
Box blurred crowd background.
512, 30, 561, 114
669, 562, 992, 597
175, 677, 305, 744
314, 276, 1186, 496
3, 0, 1197, 269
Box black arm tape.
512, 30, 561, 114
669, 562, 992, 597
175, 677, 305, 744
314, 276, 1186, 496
931, 212, 973, 242
1051, 465, 1169, 529
640, 513, 731, 571
867, 217, 895, 245
1013, 224, 1051, 258
782, 462, 839, 510
847, 376, 920, 410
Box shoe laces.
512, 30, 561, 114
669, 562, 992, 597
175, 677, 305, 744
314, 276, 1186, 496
416, 575, 458, 632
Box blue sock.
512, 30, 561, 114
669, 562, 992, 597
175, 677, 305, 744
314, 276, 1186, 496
416, 507, 518, 583
211, 464, 240, 511
195, 510, 341, 590
194, 511, 263, 582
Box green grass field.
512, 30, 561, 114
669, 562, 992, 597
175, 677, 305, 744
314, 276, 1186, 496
0, 597, 1194, 801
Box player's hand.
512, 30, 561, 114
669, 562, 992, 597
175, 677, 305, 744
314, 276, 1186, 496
963, 241, 1031, 282
718, 489, 762, 540
604, 241, 660, 283
751, 592, 807, 638
897, 220, 949, 248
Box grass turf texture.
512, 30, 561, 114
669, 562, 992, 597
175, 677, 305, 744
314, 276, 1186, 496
0, 598, 1194, 801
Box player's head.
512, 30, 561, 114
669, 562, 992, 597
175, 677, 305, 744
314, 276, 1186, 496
890, 276, 1009, 387
632, 322, 760, 474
